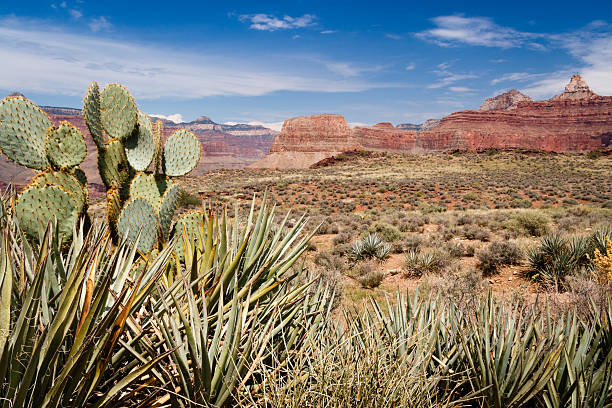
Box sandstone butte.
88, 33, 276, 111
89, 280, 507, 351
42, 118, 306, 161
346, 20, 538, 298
251, 75, 612, 169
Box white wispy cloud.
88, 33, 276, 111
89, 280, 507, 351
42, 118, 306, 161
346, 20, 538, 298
0, 16, 382, 99
417, 15, 544, 48
68, 9, 82, 19
150, 113, 184, 123
320, 30, 336, 34
428, 63, 476, 89
89, 16, 111, 32
405, 62, 416, 70
448, 86, 473, 92
238, 14, 316, 31
491, 72, 548, 85
324, 61, 383, 77
522, 24, 612, 97
385, 33, 402, 40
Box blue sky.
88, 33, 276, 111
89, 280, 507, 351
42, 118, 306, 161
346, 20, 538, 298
1, 1, 611, 129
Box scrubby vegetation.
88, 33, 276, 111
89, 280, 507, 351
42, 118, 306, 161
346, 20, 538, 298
1, 85, 611, 406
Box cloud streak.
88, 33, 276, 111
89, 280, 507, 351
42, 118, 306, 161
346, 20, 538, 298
238, 14, 316, 31
417, 15, 544, 48
0, 16, 384, 100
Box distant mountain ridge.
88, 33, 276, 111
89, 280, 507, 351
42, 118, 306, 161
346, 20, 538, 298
0, 99, 278, 193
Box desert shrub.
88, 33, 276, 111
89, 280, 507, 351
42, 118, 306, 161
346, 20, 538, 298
477, 241, 523, 275
398, 213, 428, 232
314, 251, 345, 274
350, 233, 391, 261
357, 270, 384, 288
177, 189, 202, 208
404, 233, 424, 251
444, 241, 466, 258
462, 224, 491, 241
404, 248, 450, 277
333, 231, 352, 245
367, 222, 402, 242
564, 275, 610, 319
505, 212, 551, 237
420, 268, 485, 311
316, 221, 332, 234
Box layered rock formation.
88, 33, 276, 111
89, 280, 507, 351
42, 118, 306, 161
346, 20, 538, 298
0, 105, 277, 193
479, 89, 532, 111
252, 75, 612, 168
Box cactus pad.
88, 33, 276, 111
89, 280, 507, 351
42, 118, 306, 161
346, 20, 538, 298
172, 210, 204, 257
117, 198, 158, 253
129, 172, 161, 210
31, 170, 87, 214
162, 129, 201, 177
16, 183, 79, 240
100, 83, 137, 140
98, 138, 131, 189
45, 121, 87, 169
83, 81, 105, 148
159, 183, 180, 240
71, 168, 89, 201
125, 112, 155, 171
0, 96, 51, 170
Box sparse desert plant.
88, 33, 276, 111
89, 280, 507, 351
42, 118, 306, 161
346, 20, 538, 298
462, 224, 492, 241
404, 248, 450, 276
506, 211, 552, 237
367, 221, 402, 242
404, 233, 424, 251
350, 233, 391, 261
477, 240, 523, 275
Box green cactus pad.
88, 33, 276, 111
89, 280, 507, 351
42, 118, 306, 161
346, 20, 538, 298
45, 121, 87, 169
83, 81, 105, 148
162, 129, 201, 177
31, 170, 87, 214
0, 96, 51, 170
129, 172, 161, 210
16, 183, 79, 240
106, 187, 122, 230
172, 210, 204, 258
159, 183, 180, 240
100, 83, 137, 140
98, 138, 131, 189
71, 167, 89, 201
117, 198, 158, 253
125, 112, 155, 171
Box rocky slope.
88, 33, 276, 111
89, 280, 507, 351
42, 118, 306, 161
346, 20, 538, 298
252, 75, 612, 168
478, 89, 532, 111
0, 105, 277, 193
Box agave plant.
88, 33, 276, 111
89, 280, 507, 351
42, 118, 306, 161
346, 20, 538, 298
351, 233, 390, 261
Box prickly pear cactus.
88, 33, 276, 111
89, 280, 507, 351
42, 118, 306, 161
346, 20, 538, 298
83, 81, 202, 252
0, 95, 89, 242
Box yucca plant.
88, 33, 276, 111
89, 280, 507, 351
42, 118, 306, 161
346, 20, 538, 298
0, 211, 174, 407
141, 198, 334, 406
351, 233, 390, 261
543, 305, 612, 408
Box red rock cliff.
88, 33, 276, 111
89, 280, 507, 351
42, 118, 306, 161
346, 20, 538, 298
251, 75, 612, 168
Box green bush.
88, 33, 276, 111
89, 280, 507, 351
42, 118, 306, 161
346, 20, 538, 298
367, 221, 402, 242
505, 212, 552, 237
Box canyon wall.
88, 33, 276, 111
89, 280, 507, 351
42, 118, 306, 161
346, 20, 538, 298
252, 75, 612, 168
